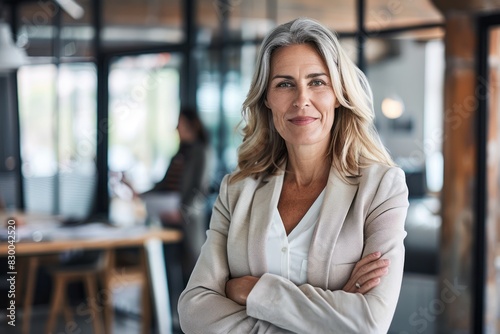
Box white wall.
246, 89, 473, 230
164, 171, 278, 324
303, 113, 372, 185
368, 39, 428, 169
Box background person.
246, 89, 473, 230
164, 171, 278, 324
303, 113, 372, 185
142, 108, 214, 311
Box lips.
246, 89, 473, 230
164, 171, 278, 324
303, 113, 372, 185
288, 116, 317, 125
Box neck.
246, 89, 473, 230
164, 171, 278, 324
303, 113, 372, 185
285, 145, 331, 188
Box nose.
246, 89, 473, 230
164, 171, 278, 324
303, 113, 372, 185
293, 85, 310, 109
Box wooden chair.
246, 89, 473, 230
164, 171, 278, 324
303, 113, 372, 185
44, 250, 108, 334
45, 264, 104, 334
100, 248, 152, 334
20, 254, 59, 334
44, 247, 152, 334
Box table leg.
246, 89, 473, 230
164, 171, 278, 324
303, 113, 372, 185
22, 256, 39, 334
102, 249, 114, 334
45, 274, 65, 334
139, 248, 151, 334
83, 273, 103, 334
145, 238, 172, 334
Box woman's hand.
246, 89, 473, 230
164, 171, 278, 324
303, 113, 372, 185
159, 209, 183, 225
225, 276, 259, 305
343, 251, 390, 294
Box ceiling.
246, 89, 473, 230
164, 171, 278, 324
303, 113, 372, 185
1, 0, 445, 58
4, 0, 444, 32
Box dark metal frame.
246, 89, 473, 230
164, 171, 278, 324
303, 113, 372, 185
95, 0, 198, 214
357, 0, 366, 72
474, 12, 500, 334
9, 2, 24, 209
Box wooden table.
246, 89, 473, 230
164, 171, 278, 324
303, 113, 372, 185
0, 221, 183, 334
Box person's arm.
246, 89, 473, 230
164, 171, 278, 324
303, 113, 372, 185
180, 143, 206, 208
245, 167, 408, 334
226, 251, 389, 304
177, 175, 292, 334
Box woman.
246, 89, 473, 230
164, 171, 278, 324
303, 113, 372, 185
179, 18, 408, 333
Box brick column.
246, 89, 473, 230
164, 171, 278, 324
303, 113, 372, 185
432, 1, 500, 332
486, 27, 500, 331
440, 13, 476, 332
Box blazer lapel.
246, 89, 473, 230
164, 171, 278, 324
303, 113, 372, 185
307, 168, 359, 288
247, 172, 284, 276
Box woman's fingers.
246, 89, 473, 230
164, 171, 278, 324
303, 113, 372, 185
357, 258, 390, 278
352, 251, 381, 273
343, 251, 390, 294
355, 264, 389, 292
356, 277, 381, 294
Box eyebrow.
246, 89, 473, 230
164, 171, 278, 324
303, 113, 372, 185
270, 72, 328, 81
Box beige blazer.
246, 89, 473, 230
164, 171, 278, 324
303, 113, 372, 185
178, 163, 409, 334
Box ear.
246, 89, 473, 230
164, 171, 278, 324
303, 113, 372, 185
334, 100, 341, 108
264, 99, 270, 109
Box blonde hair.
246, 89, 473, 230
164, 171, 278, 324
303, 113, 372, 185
232, 17, 394, 183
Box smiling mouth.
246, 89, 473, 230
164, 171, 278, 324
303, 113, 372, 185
288, 116, 317, 125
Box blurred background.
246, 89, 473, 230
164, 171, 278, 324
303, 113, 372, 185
0, 0, 499, 333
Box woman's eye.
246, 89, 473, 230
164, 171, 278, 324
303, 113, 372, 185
311, 80, 325, 86
277, 82, 293, 88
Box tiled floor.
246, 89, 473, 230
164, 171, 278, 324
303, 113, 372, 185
0, 281, 183, 334
1, 306, 136, 334
389, 273, 438, 334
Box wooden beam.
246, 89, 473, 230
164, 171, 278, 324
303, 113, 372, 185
433, 0, 500, 331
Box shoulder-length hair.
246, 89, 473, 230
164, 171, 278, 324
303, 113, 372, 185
231, 17, 394, 183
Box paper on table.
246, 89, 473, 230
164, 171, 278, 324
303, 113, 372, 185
141, 192, 181, 222
0, 214, 62, 242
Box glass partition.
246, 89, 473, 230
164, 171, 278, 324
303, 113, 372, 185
196, 44, 258, 171
365, 33, 445, 333
107, 53, 182, 193
196, 49, 222, 155
18, 63, 97, 217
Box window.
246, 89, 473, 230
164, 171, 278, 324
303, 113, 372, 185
18, 63, 97, 217
107, 53, 182, 193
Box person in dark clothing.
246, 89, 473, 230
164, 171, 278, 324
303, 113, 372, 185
142, 108, 214, 294
148, 110, 210, 227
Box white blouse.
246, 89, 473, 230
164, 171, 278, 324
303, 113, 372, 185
265, 189, 326, 285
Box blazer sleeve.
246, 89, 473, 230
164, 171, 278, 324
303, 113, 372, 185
246, 167, 409, 334
178, 175, 294, 334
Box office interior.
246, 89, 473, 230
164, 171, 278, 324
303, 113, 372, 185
0, 0, 499, 333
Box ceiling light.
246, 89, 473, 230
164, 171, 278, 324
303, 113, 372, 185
0, 22, 28, 71
55, 0, 84, 20
381, 96, 405, 119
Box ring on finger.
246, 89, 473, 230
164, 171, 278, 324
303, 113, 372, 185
355, 282, 361, 289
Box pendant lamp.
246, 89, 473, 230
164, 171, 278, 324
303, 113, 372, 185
0, 21, 28, 71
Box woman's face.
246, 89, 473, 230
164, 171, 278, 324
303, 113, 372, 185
265, 43, 339, 150
177, 115, 196, 142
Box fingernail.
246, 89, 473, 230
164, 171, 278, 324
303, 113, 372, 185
373, 251, 381, 257
384, 259, 391, 265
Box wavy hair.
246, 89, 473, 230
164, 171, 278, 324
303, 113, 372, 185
231, 17, 394, 183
